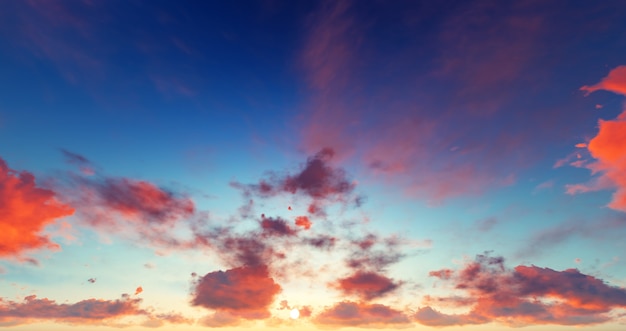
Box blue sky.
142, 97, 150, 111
1, 1, 626, 330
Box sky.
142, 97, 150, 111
1, 0, 626, 330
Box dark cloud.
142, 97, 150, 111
191, 265, 281, 320
260, 216, 297, 237
304, 235, 337, 250
232, 149, 357, 216
335, 271, 401, 301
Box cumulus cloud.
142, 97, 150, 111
417, 253, 626, 327
0, 157, 74, 258
191, 265, 281, 320
568, 66, 626, 212
314, 301, 411, 327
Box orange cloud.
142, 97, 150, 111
580, 65, 626, 95
134, 286, 143, 295
314, 301, 411, 327
295, 216, 312, 229
192, 265, 281, 320
0, 158, 74, 258
568, 66, 626, 212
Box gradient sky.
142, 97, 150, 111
2, 1, 626, 330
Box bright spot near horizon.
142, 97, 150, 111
290, 308, 300, 319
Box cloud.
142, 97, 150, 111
260, 216, 297, 237
0, 157, 74, 258
414, 306, 486, 327
60, 149, 94, 175
345, 234, 405, 271
232, 148, 357, 216
134, 286, 143, 295
295, 216, 312, 229
191, 265, 281, 320
568, 66, 626, 212
87, 278, 96, 284
0, 294, 145, 326
335, 271, 401, 301
295, 0, 562, 203
314, 301, 411, 328
81, 177, 195, 224
304, 235, 337, 250
580, 65, 626, 96
59, 160, 198, 250
517, 215, 626, 258
416, 253, 626, 326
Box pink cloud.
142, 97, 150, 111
192, 265, 281, 320
314, 301, 411, 328
335, 271, 401, 301
0, 157, 74, 258
0, 294, 144, 326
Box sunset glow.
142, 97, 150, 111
1, 1, 626, 331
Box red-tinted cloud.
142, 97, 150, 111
0, 158, 74, 258
336, 271, 400, 301
58, 152, 198, 250
134, 286, 143, 295
0, 294, 144, 326
192, 265, 281, 319
295, 216, 312, 230
568, 66, 626, 212
85, 177, 195, 223
581, 65, 626, 96
417, 253, 626, 326
314, 301, 411, 327
261, 216, 297, 237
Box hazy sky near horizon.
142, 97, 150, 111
2, 1, 626, 330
